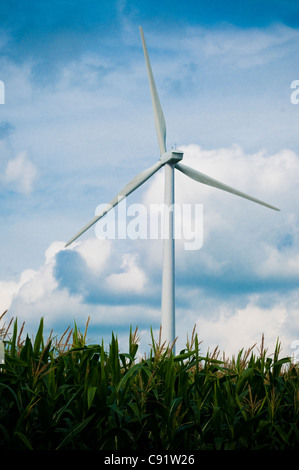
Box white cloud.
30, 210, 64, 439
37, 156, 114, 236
0, 15, 298, 360
1, 238, 298, 360
141, 144, 295, 277
258, 246, 299, 279
0, 269, 36, 312
4, 151, 37, 194
192, 297, 290, 358
0, 242, 63, 312
0, 238, 149, 339
0, 143, 298, 358
75, 238, 112, 273
106, 253, 147, 292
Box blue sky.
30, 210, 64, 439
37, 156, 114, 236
0, 0, 299, 357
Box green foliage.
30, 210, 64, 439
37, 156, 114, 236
0, 316, 298, 450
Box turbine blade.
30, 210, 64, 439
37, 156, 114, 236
140, 26, 167, 155
175, 162, 280, 211
65, 160, 163, 247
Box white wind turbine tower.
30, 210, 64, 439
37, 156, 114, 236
65, 27, 280, 351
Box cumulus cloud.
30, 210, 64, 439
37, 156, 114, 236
195, 299, 289, 356
75, 238, 112, 273
141, 144, 296, 282
0, 269, 36, 312
0, 11, 298, 359
106, 253, 147, 292
4, 151, 37, 194
0, 237, 151, 333
140, 144, 299, 354
0, 241, 63, 312
1, 144, 298, 358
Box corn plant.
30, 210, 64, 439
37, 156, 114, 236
0, 313, 298, 450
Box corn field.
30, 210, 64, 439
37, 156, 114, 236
0, 311, 298, 450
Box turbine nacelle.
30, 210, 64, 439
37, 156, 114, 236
160, 150, 184, 165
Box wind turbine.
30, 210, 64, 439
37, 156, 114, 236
65, 26, 280, 350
